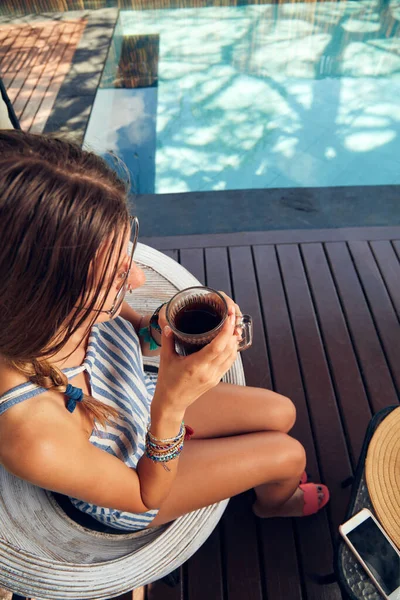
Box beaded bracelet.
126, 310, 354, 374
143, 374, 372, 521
148, 422, 185, 444
146, 437, 184, 471
147, 445, 184, 466
147, 423, 194, 443
145, 422, 194, 471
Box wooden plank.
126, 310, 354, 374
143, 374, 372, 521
205, 247, 232, 296
12, 23, 60, 118
179, 249, 205, 285
370, 241, 400, 320
186, 528, 224, 600
17, 22, 69, 130
393, 240, 400, 260
111, 589, 145, 600
0, 26, 17, 63
258, 519, 303, 600
0, 26, 23, 77
141, 226, 400, 251
251, 244, 304, 600
326, 242, 398, 411
228, 246, 271, 389
6, 25, 52, 105
4, 25, 42, 96
348, 241, 400, 394
221, 494, 263, 600
176, 246, 229, 600
0, 25, 13, 45
0, 25, 28, 79
162, 249, 179, 262
253, 246, 306, 600
179, 254, 228, 600
200, 248, 260, 600
277, 244, 353, 530
147, 571, 183, 600
254, 244, 341, 600
28, 20, 86, 134
205, 249, 262, 600
254, 245, 309, 600
301, 243, 371, 466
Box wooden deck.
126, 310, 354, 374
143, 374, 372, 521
0, 9, 119, 145
0, 18, 86, 133
6, 226, 399, 600
140, 226, 400, 600
1, 10, 400, 600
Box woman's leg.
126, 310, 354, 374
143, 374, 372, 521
150, 430, 306, 527
150, 383, 326, 527
184, 382, 297, 439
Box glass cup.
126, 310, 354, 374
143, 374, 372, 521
166, 286, 253, 356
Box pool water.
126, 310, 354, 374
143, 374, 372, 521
84, 2, 400, 195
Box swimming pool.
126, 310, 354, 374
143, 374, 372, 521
84, 2, 400, 195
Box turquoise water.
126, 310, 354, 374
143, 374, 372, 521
85, 2, 400, 195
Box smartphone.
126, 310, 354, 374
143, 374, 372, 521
339, 509, 400, 600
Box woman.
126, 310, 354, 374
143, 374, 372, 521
0, 130, 329, 532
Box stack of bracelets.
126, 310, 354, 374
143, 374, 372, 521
145, 422, 194, 471
142, 303, 195, 469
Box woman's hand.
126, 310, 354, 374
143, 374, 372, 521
217, 291, 243, 338
152, 304, 239, 418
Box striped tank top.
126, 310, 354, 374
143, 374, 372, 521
0, 317, 159, 531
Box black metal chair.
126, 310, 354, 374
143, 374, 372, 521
0, 75, 21, 129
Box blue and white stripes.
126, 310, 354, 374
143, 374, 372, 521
0, 317, 159, 531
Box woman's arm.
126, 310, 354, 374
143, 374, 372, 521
0, 395, 184, 512
1, 308, 238, 514
119, 301, 161, 357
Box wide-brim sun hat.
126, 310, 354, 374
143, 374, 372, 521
0, 472, 228, 599
0, 244, 246, 599
365, 405, 400, 549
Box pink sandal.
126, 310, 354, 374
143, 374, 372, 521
300, 471, 308, 485
299, 483, 330, 516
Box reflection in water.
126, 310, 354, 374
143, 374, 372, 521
83, 0, 400, 194
101, 34, 159, 89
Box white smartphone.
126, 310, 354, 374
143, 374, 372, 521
339, 508, 400, 600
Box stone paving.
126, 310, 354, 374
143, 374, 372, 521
43, 9, 118, 144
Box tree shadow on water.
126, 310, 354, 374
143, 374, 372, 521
152, 0, 400, 195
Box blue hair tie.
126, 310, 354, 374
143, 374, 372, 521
65, 383, 84, 413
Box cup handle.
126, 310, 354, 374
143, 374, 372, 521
237, 314, 253, 351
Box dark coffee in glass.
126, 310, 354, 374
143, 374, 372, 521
166, 286, 253, 356
174, 302, 222, 336
166, 288, 227, 355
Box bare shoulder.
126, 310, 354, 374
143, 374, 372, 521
0, 377, 147, 514
0, 360, 149, 514
0, 377, 85, 471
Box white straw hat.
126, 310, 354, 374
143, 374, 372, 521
0, 467, 228, 598
0, 244, 246, 598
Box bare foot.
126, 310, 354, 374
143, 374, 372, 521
253, 485, 326, 518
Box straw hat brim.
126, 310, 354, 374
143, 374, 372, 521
365, 406, 400, 549
0, 244, 247, 598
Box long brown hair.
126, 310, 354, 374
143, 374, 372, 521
0, 129, 132, 428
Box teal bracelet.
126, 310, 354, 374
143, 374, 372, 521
139, 326, 160, 351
